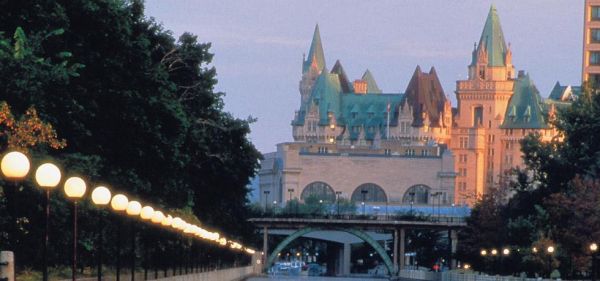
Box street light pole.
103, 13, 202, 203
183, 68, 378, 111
35, 163, 62, 281
263, 190, 270, 212
335, 191, 342, 216
591, 243, 598, 281
64, 177, 87, 281
91, 186, 111, 281
361, 189, 368, 215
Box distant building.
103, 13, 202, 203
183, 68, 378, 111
583, 0, 600, 84
260, 5, 575, 208
260, 25, 455, 208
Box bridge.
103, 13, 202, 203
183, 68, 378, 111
249, 216, 467, 277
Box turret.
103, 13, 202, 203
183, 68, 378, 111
299, 24, 327, 105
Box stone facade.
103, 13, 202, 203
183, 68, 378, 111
583, 0, 600, 84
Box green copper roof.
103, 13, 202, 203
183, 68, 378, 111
501, 74, 549, 129
477, 5, 508, 67
293, 68, 404, 140
331, 60, 353, 93
362, 69, 382, 93
303, 24, 326, 73
548, 81, 582, 102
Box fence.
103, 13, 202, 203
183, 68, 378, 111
56, 265, 258, 281
441, 271, 564, 281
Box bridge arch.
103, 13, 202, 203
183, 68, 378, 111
266, 227, 394, 276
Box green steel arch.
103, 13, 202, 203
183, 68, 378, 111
266, 227, 395, 276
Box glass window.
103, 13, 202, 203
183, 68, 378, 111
590, 51, 600, 65
351, 183, 388, 203
592, 29, 600, 43
592, 6, 600, 21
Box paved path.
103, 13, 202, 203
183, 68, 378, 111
246, 276, 388, 281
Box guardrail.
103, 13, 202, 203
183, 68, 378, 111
252, 214, 467, 223
57, 265, 257, 281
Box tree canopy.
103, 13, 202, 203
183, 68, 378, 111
0, 0, 260, 273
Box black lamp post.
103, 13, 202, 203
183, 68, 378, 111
335, 191, 342, 216
591, 243, 598, 281
409, 192, 415, 214
35, 163, 62, 281
91, 186, 112, 281
64, 177, 87, 281
263, 190, 270, 211
361, 189, 368, 215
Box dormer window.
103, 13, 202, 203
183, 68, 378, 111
352, 112, 357, 119
479, 68, 486, 80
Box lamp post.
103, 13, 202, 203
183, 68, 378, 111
126, 201, 142, 281
480, 249, 488, 273
111, 194, 129, 281
591, 243, 598, 281
547, 245, 555, 278
91, 186, 111, 281
335, 191, 342, 216
0, 151, 30, 255
64, 177, 87, 281
409, 192, 415, 215
139, 206, 153, 279
263, 190, 270, 211
288, 188, 294, 203
35, 162, 62, 281
361, 189, 368, 215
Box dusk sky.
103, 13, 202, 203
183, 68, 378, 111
145, 1, 583, 154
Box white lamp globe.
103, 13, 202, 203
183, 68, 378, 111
91, 186, 111, 205
64, 177, 87, 199
35, 163, 62, 188
126, 201, 142, 216
151, 211, 164, 224
140, 206, 154, 220
161, 215, 173, 226
1, 151, 30, 179
111, 194, 129, 211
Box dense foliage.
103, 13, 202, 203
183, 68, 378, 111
0, 0, 260, 274
458, 85, 600, 278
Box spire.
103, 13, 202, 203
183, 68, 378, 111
330, 60, 353, 93
303, 24, 326, 74
476, 5, 508, 67
361, 69, 381, 93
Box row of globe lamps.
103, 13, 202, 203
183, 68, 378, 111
1, 151, 255, 281
480, 245, 555, 257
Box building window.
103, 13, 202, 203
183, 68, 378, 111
590, 51, 600, 66
459, 154, 467, 163
592, 29, 600, 43
384, 149, 391, 155
317, 147, 328, 154
473, 106, 483, 126
459, 137, 469, 149
592, 6, 600, 21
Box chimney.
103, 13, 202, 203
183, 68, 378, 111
353, 80, 367, 94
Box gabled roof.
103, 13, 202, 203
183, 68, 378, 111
476, 5, 508, 67
303, 24, 326, 74
404, 66, 447, 127
362, 69, 382, 93
501, 74, 549, 129
331, 60, 353, 93
548, 81, 582, 102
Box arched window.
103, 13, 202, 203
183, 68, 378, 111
402, 184, 431, 204
301, 182, 335, 202
351, 183, 387, 203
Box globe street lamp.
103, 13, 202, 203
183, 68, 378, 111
547, 245, 555, 278
263, 190, 270, 211
91, 186, 111, 281
126, 201, 142, 281
1, 151, 30, 179
335, 191, 342, 216
35, 162, 62, 281
591, 243, 598, 281
111, 194, 129, 281
64, 177, 87, 281
0, 151, 30, 264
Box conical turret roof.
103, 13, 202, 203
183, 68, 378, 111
477, 5, 508, 67
303, 24, 326, 73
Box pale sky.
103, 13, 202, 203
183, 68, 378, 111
144, 1, 583, 153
